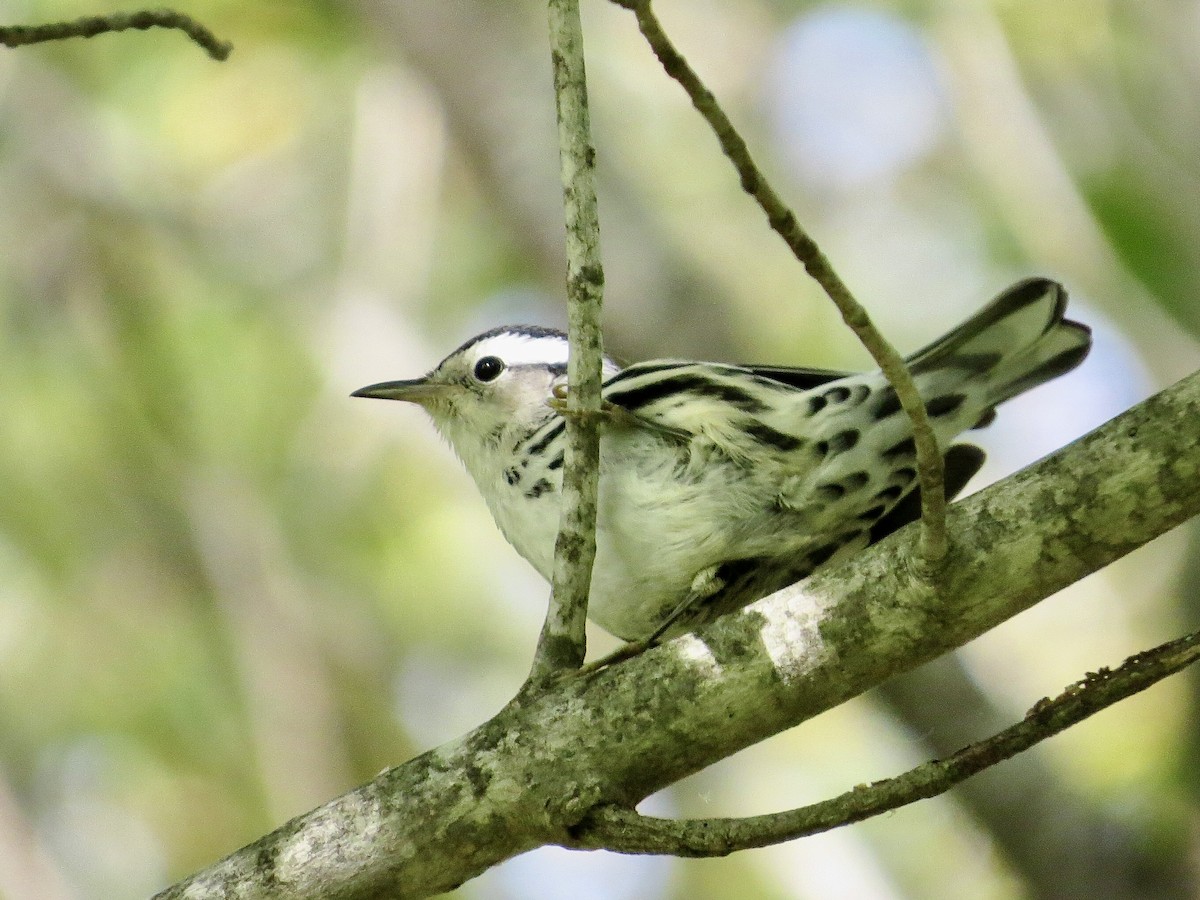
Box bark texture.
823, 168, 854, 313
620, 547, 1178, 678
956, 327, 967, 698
155, 369, 1200, 899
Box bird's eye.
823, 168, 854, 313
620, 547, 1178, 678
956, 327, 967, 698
473, 356, 505, 382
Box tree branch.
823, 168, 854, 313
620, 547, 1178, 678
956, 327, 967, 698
0, 9, 232, 60
609, 0, 947, 566
153, 370, 1200, 899
569, 628, 1200, 854
529, 0, 607, 679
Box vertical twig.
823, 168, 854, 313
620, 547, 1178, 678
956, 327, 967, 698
529, 0, 606, 680
612, 0, 948, 566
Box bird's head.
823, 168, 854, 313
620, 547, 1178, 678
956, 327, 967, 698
352, 325, 616, 459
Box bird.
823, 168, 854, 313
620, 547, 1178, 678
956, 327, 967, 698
353, 278, 1091, 643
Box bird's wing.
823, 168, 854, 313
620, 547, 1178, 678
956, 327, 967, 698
739, 364, 856, 391
601, 360, 808, 456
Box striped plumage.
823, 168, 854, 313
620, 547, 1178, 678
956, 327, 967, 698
354, 278, 1091, 642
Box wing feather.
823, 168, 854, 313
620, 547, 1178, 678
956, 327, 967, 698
602, 360, 807, 458
740, 364, 855, 391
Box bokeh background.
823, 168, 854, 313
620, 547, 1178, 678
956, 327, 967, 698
1, 1, 1199, 897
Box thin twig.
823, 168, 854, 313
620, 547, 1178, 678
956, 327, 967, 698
610, 0, 947, 566
0, 9, 232, 60
570, 628, 1200, 855
529, 0, 606, 680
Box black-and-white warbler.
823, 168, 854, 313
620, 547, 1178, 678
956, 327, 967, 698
354, 278, 1091, 642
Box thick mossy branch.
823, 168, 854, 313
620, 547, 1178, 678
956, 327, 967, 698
0, 9, 232, 60
155, 371, 1200, 900
569, 628, 1200, 854
609, 0, 947, 564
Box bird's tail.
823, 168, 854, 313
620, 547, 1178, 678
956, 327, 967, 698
908, 278, 1092, 413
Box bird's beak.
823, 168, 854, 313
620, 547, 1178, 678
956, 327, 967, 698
351, 378, 449, 406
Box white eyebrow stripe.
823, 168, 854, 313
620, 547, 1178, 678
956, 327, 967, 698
469, 334, 570, 368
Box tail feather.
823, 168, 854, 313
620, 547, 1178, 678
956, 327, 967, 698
988, 326, 1092, 405
867, 443, 987, 544
908, 277, 1092, 409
